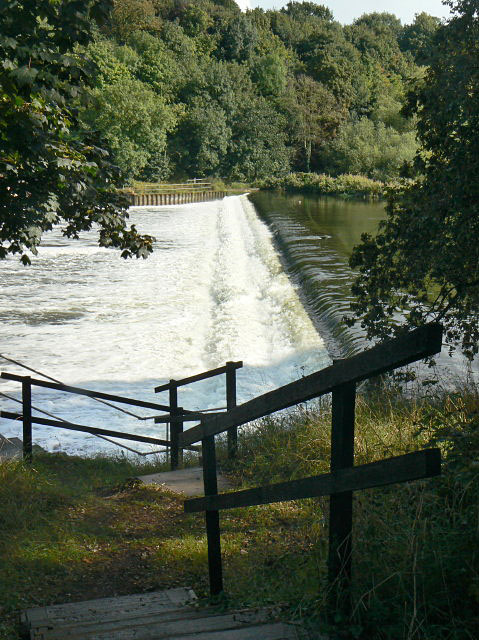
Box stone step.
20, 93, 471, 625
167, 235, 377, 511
0, 434, 23, 460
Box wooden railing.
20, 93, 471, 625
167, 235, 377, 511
155, 361, 243, 469
0, 372, 201, 460
0, 362, 242, 470
179, 323, 444, 614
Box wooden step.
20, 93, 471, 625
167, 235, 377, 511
22, 588, 195, 633
163, 623, 301, 639
41, 611, 299, 639
22, 589, 305, 640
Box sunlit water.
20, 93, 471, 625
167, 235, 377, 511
0, 195, 330, 455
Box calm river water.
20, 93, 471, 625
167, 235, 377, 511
249, 191, 384, 357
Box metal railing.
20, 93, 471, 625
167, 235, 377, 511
132, 182, 212, 194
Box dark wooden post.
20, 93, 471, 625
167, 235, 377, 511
22, 376, 33, 462
169, 381, 183, 471
226, 362, 238, 459
202, 433, 223, 595
328, 380, 356, 614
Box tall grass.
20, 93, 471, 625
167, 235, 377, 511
220, 383, 479, 639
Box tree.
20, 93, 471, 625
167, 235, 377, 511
287, 75, 345, 172
83, 76, 176, 180
281, 2, 333, 23
348, 0, 479, 359
217, 15, 258, 62
320, 117, 417, 180
399, 12, 441, 65
170, 96, 230, 176
227, 96, 290, 181
250, 52, 288, 97
108, 0, 161, 42
0, 0, 153, 263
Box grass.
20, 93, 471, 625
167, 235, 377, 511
1, 383, 478, 639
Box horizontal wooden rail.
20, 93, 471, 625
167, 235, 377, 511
155, 361, 243, 393
1, 372, 194, 414
0, 411, 200, 451
185, 449, 441, 513
153, 412, 223, 423
180, 323, 442, 446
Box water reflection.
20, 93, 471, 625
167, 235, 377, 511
249, 191, 385, 357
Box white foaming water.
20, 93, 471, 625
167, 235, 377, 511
0, 195, 330, 455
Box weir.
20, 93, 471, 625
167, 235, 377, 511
0, 195, 329, 456
129, 190, 228, 206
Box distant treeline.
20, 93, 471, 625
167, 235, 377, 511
79, 1, 440, 184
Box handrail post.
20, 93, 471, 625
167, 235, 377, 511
202, 431, 223, 595
169, 381, 182, 470
22, 376, 33, 462
328, 378, 356, 616
226, 361, 237, 459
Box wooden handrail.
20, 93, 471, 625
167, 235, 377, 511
0, 411, 200, 451
184, 449, 441, 512
179, 323, 443, 446
180, 323, 444, 610
155, 361, 243, 392
1, 372, 194, 414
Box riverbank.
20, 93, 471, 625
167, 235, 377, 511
1, 383, 477, 639
258, 173, 389, 199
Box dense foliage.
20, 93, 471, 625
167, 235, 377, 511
0, 0, 154, 262
74, 1, 439, 183
349, 0, 479, 358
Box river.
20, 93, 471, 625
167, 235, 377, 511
249, 191, 384, 358
0, 195, 332, 455
1, 192, 472, 456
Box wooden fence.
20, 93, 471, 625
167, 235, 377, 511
0, 361, 242, 469
154, 361, 242, 469
179, 323, 444, 613
0, 325, 444, 616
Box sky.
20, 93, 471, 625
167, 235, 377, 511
236, 0, 452, 25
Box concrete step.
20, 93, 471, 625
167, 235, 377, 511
137, 467, 231, 497
0, 434, 23, 460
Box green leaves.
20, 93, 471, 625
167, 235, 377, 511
348, 3, 479, 358
0, 0, 153, 263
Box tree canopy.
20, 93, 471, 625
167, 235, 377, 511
0, 0, 153, 263
349, 0, 479, 358
68, 0, 436, 184
1, 0, 447, 261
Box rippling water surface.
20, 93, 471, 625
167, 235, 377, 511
0, 195, 330, 455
